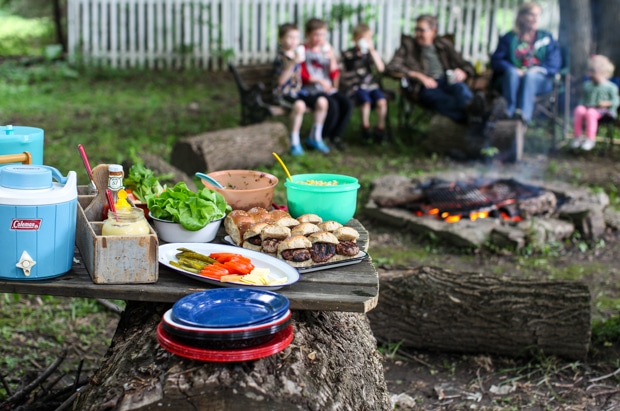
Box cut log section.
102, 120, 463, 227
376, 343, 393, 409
170, 122, 289, 175
425, 115, 523, 162
74, 302, 391, 411
368, 267, 591, 360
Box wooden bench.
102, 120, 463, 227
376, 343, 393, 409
229, 62, 289, 126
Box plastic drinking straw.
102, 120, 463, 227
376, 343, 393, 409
106, 189, 118, 220
272, 152, 293, 182
77, 144, 97, 192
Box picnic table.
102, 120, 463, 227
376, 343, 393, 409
1, 219, 389, 410
0, 219, 378, 313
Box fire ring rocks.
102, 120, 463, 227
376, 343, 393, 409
366, 173, 619, 250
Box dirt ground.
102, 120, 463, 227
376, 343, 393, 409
364, 150, 620, 410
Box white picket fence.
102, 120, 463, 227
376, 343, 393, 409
66, 0, 560, 70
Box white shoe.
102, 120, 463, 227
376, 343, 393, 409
570, 137, 585, 149
581, 139, 596, 151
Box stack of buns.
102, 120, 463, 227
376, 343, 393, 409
224, 207, 361, 267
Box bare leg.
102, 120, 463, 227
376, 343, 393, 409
375, 98, 387, 129
361, 102, 371, 128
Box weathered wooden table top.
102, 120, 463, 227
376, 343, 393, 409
0, 219, 378, 313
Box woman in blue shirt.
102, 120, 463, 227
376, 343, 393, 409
490, 2, 561, 124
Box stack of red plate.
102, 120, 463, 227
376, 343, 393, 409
158, 289, 294, 362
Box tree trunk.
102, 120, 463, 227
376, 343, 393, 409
425, 115, 523, 162
368, 267, 591, 360
74, 302, 391, 411
170, 122, 289, 175
593, 0, 620, 68
559, 0, 592, 98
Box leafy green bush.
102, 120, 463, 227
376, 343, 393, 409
0, 13, 55, 55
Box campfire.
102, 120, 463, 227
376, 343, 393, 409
367, 173, 611, 250
402, 178, 560, 223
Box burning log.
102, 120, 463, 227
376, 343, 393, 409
73, 302, 391, 411
368, 268, 591, 360
425, 115, 523, 162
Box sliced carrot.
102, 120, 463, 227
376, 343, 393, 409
199, 263, 229, 278
223, 261, 254, 275
209, 253, 239, 263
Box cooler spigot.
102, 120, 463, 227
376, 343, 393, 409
16, 250, 36, 277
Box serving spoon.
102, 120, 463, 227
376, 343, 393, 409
195, 172, 225, 189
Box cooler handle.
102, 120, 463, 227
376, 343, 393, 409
42, 165, 69, 184
0, 152, 32, 165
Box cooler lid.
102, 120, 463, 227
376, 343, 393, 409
0, 165, 58, 189
0, 166, 77, 205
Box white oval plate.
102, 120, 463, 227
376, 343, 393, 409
158, 243, 300, 290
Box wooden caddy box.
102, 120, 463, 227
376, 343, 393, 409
75, 165, 159, 284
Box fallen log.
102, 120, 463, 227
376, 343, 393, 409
368, 267, 591, 360
170, 122, 289, 175
74, 302, 391, 411
425, 115, 523, 162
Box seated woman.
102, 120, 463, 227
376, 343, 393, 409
490, 1, 561, 124
386, 14, 482, 123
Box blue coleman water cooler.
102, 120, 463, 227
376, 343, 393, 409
0, 165, 77, 280
0, 125, 44, 165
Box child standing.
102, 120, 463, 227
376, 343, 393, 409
301, 18, 353, 152
571, 55, 619, 151
342, 23, 388, 144
273, 23, 329, 156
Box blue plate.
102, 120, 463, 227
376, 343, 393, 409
171, 289, 290, 329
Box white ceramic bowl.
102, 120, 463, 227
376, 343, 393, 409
149, 214, 223, 243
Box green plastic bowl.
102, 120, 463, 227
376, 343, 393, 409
284, 173, 360, 224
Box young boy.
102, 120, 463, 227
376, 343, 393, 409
342, 23, 388, 143
301, 18, 353, 152
273, 23, 328, 156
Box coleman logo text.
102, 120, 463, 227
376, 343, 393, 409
11, 219, 42, 230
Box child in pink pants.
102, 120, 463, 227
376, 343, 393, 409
571, 55, 619, 151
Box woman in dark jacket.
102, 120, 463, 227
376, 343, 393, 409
490, 2, 561, 124
386, 14, 480, 123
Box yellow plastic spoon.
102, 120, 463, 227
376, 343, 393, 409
272, 152, 293, 182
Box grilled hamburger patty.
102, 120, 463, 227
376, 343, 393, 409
336, 241, 360, 256
261, 238, 282, 253
310, 243, 336, 263
281, 248, 311, 262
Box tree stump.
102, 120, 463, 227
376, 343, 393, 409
74, 302, 391, 410
425, 115, 523, 162
368, 267, 591, 360
170, 122, 289, 175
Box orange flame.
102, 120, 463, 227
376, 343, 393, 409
444, 215, 461, 223
470, 211, 489, 221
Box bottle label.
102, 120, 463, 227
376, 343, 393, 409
108, 175, 123, 191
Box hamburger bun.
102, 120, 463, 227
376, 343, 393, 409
224, 210, 255, 245
296, 213, 323, 224
246, 207, 271, 223
318, 220, 343, 232
333, 226, 360, 242
241, 222, 268, 252
307, 231, 339, 245
291, 222, 321, 237
268, 209, 290, 222
273, 216, 300, 228
260, 224, 291, 241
